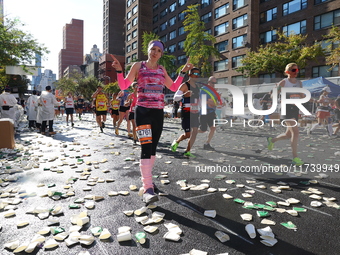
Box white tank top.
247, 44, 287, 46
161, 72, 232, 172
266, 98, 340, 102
284, 78, 301, 99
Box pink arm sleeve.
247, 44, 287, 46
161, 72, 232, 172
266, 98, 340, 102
169, 75, 184, 92
117, 73, 132, 90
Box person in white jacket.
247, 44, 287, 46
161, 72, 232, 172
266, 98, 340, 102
38, 86, 60, 135
0, 86, 18, 126
26, 90, 38, 129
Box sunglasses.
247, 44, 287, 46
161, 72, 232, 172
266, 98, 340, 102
192, 72, 200, 76
290, 68, 299, 72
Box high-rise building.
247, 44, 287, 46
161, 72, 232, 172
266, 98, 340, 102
37, 69, 57, 92
105, 0, 340, 85
58, 19, 84, 79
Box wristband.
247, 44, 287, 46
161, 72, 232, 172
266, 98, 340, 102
116, 70, 123, 73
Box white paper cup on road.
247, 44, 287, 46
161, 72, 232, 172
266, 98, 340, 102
163, 231, 180, 241
215, 231, 230, 242
13, 241, 30, 253
134, 206, 147, 216
25, 241, 39, 253
118, 226, 131, 234
76, 216, 89, 226
245, 224, 256, 239
117, 231, 132, 242
204, 210, 216, 218
260, 237, 278, 247
99, 228, 111, 240
4, 240, 19, 250
240, 213, 252, 221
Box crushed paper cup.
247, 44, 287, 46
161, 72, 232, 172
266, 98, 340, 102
135, 231, 147, 244
123, 210, 134, 216
222, 194, 233, 199
134, 206, 147, 216
37, 227, 51, 235
144, 226, 158, 233
108, 191, 118, 196
245, 224, 256, 239
76, 216, 90, 226
54, 232, 69, 241
13, 241, 30, 253
31, 234, 45, 243
85, 201, 95, 209
24, 241, 39, 253
129, 185, 138, 191
4, 240, 19, 250
79, 235, 95, 245
286, 210, 298, 216
189, 249, 208, 255
261, 219, 276, 225
286, 198, 300, 204
78, 251, 91, 255
280, 221, 297, 230
207, 188, 217, 193
240, 213, 252, 221
204, 210, 216, 218
260, 238, 278, 247
99, 228, 111, 240
118, 226, 131, 234
257, 226, 275, 238
4, 209, 16, 217
163, 231, 181, 241
16, 221, 29, 227
135, 216, 148, 223
164, 223, 182, 235
311, 201, 322, 207
277, 201, 290, 207
215, 231, 230, 242
117, 231, 132, 242
90, 227, 103, 236
44, 239, 59, 249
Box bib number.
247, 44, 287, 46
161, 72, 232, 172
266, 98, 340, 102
136, 125, 152, 145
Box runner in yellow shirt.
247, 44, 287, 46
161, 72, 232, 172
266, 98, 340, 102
110, 92, 120, 128
91, 86, 109, 132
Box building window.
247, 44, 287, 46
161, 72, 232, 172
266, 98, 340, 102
216, 77, 228, 84
178, 40, 185, 50
214, 59, 229, 71
178, 0, 186, 6
132, 53, 137, 61
205, 28, 212, 34
168, 44, 176, 53
132, 5, 138, 15
314, 9, 340, 30
319, 40, 340, 55
127, 11, 132, 20
126, 45, 131, 53
127, 33, 131, 41
178, 12, 186, 21
169, 16, 176, 26
214, 22, 229, 36
201, 12, 212, 23
232, 75, 246, 86
127, 0, 132, 7
215, 3, 229, 19
153, 3, 159, 11
169, 2, 176, 12
132, 41, 137, 50
160, 8, 167, 19
260, 30, 277, 44
169, 30, 176, 40
312, 65, 339, 77
232, 55, 245, 68
132, 17, 138, 26
160, 22, 167, 31
178, 26, 185, 35
160, 34, 167, 42
283, 0, 307, 16
233, 0, 247, 10
177, 55, 186, 65
153, 15, 158, 24
201, 0, 211, 8
160, 0, 167, 6
215, 40, 228, 52
259, 73, 276, 84
260, 7, 277, 23
127, 56, 131, 64
153, 27, 158, 34
132, 29, 137, 38
232, 14, 248, 29
283, 20, 306, 36
127, 23, 131, 31
315, 0, 331, 4
232, 35, 247, 48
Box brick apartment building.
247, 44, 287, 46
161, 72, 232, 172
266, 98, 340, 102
104, 0, 340, 86
58, 19, 84, 79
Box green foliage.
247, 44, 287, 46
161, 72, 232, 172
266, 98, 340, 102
0, 18, 49, 70
324, 26, 340, 69
103, 81, 120, 94
237, 31, 324, 77
142, 31, 177, 74
56, 74, 103, 101
182, 4, 220, 76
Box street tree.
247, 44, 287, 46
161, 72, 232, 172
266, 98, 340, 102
103, 81, 121, 95
237, 31, 324, 77
324, 26, 340, 70
182, 4, 220, 76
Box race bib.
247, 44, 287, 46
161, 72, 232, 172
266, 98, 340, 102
136, 124, 152, 145
190, 103, 199, 113
144, 84, 164, 94
98, 101, 105, 106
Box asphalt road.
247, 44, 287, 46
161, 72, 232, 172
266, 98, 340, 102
0, 113, 339, 255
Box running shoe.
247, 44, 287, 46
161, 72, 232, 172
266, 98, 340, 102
267, 137, 274, 151
128, 133, 133, 138
50, 131, 56, 135
100, 126, 103, 133
184, 151, 196, 158
292, 157, 304, 166
171, 140, 179, 152
71, 122, 74, 127
203, 143, 215, 151
102, 122, 105, 128
142, 188, 159, 205
115, 128, 119, 135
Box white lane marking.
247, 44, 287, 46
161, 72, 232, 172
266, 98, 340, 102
318, 180, 340, 188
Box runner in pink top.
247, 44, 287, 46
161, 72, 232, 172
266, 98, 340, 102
111, 40, 192, 205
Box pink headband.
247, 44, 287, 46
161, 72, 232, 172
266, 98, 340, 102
148, 41, 164, 52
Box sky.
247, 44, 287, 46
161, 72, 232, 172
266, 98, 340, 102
4, 0, 103, 79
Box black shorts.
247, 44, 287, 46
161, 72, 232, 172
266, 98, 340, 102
111, 109, 119, 115
182, 113, 199, 132
284, 104, 299, 121
119, 106, 130, 112
65, 108, 74, 115
78, 104, 84, 110
96, 110, 107, 116
129, 112, 135, 120
200, 111, 216, 132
